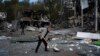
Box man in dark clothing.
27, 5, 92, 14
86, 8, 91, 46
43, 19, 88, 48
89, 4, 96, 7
20, 20, 31, 35
20, 21, 26, 35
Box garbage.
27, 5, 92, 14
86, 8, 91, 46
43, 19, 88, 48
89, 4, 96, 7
25, 26, 36, 31
25, 51, 28, 54
89, 50, 92, 53
53, 47, 60, 52
76, 43, 79, 46
7, 22, 12, 29
68, 44, 75, 47
52, 38, 59, 41
49, 29, 71, 36
0, 36, 11, 40
69, 48, 73, 51
80, 38, 92, 44
58, 40, 68, 44
47, 44, 58, 48
77, 47, 81, 49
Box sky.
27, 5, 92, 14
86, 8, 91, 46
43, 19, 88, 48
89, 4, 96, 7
19, 0, 38, 3
30, 0, 38, 3
29, 0, 38, 3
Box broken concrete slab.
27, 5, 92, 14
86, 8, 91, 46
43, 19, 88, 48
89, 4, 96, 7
75, 32, 100, 39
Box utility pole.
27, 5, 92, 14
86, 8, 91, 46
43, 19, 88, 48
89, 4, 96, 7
80, 0, 84, 28
73, 0, 77, 26
60, 0, 63, 18
95, 0, 98, 32
49, 0, 53, 19
81, 8, 83, 27
74, 1, 76, 18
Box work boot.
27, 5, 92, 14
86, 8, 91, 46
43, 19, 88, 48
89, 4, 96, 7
35, 50, 38, 53
45, 48, 49, 51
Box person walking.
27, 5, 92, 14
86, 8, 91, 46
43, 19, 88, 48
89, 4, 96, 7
20, 21, 26, 35
35, 21, 51, 53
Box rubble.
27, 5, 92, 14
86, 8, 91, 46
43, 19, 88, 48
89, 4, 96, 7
25, 26, 36, 31
80, 38, 92, 44
53, 47, 60, 52
0, 27, 100, 56
68, 44, 75, 47
0, 36, 12, 40
69, 48, 74, 51
51, 38, 59, 41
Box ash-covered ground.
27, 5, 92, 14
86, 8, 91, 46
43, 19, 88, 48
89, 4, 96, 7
0, 27, 100, 56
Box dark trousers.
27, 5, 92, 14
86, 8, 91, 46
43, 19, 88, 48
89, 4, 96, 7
35, 37, 48, 53
21, 28, 25, 35
20, 21, 30, 35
